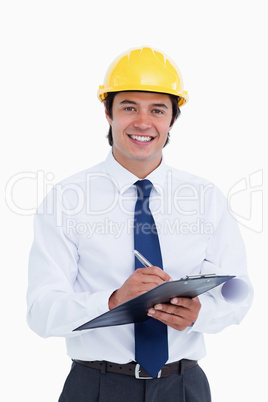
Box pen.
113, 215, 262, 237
133, 250, 153, 267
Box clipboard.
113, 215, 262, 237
73, 274, 234, 331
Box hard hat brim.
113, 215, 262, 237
98, 87, 188, 107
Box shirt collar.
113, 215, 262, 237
104, 149, 167, 195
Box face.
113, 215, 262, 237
105, 92, 174, 176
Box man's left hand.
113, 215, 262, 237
147, 297, 201, 331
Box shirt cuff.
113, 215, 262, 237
187, 293, 217, 333
86, 289, 115, 317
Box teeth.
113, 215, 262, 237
130, 135, 152, 142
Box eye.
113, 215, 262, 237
152, 109, 164, 114
124, 106, 136, 111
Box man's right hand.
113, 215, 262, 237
108, 266, 172, 310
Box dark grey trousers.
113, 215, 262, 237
59, 360, 211, 402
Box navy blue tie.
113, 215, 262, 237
134, 179, 169, 378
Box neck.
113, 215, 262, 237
112, 151, 162, 179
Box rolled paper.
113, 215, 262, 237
221, 278, 249, 303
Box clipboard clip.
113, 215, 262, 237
185, 273, 216, 279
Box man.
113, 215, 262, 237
27, 47, 253, 401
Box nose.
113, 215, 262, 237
133, 111, 152, 130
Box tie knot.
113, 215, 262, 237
135, 179, 153, 198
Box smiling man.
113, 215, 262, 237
27, 47, 253, 402
105, 91, 175, 178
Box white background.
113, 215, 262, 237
1, 1, 267, 400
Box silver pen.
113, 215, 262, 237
133, 250, 153, 267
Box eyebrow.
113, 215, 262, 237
119, 100, 169, 109
119, 100, 137, 105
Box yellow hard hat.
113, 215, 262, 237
98, 47, 188, 107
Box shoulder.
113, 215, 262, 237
165, 164, 212, 187
164, 164, 227, 212
36, 160, 107, 213
56, 160, 106, 188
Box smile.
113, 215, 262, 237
128, 135, 154, 142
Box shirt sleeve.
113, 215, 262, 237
26, 188, 114, 338
188, 194, 254, 334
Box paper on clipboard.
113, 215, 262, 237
73, 274, 235, 331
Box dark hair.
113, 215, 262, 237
104, 92, 181, 147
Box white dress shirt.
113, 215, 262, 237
27, 150, 253, 364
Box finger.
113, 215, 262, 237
170, 297, 190, 307
149, 301, 200, 326
139, 275, 168, 287
170, 296, 200, 309
153, 303, 185, 318
131, 272, 164, 288
137, 266, 172, 282
147, 307, 189, 330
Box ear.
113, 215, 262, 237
104, 100, 113, 125
169, 122, 174, 131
